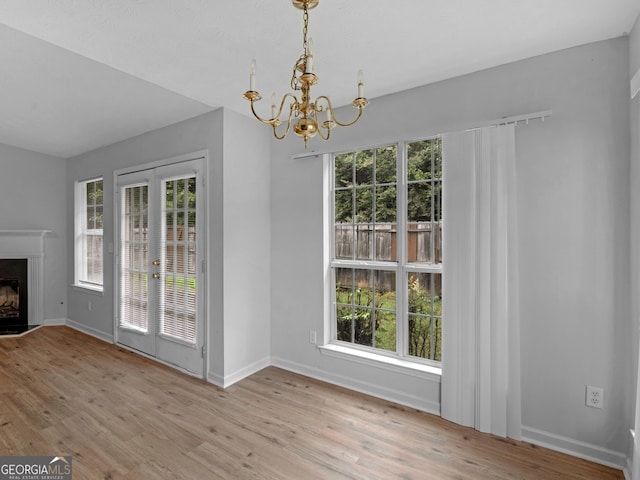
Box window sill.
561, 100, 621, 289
318, 344, 441, 381
72, 284, 104, 296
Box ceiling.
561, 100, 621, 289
1, 0, 639, 158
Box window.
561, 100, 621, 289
75, 178, 104, 290
331, 139, 442, 364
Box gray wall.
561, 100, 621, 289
270, 37, 632, 464
629, 13, 640, 470
65, 108, 271, 384
0, 143, 67, 322
2, 26, 634, 471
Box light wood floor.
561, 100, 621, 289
0, 327, 624, 479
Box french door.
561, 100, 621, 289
115, 158, 205, 377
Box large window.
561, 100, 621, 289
75, 178, 104, 290
331, 139, 442, 364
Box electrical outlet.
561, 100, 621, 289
586, 385, 603, 409
309, 330, 317, 345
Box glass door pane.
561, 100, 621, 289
159, 176, 197, 344
120, 184, 150, 332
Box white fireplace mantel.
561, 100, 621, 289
0, 229, 50, 325
0, 230, 51, 257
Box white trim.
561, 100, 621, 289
71, 283, 105, 295
44, 318, 67, 326
522, 426, 627, 473
112, 149, 209, 346
272, 356, 441, 415
207, 356, 271, 388
631, 68, 640, 99
112, 150, 210, 380
0, 229, 50, 326
319, 344, 441, 380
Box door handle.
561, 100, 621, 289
152, 273, 161, 279
152, 259, 161, 266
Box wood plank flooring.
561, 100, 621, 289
0, 327, 624, 479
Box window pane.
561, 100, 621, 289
335, 189, 353, 223
374, 271, 395, 352
408, 272, 442, 361
407, 183, 433, 222
408, 139, 441, 181
78, 178, 104, 286
120, 184, 148, 330
95, 205, 104, 229
374, 224, 395, 261
355, 188, 373, 260
376, 146, 397, 184
335, 268, 399, 353
375, 185, 396, 223
375, 310, 396, 352
335, 152, 353, 188
334, 225, 353, 260
336, 304, 352, 342
353, 308, 373, 346
407, 138, 442, 268
355, 187, 373, 223
161, 176, 198, 344
355, 150, 373, 186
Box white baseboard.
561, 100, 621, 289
207, 356, 271, 388
271, 356, 440, 415
522, 425, 628, 473
44, 318, 67, 326
65, 318, 114, 344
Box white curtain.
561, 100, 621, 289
440, 124, 521, 439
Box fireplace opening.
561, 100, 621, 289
0, 259, 33, 335
0, 279, 20, 318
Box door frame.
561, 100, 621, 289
112, 150, 209, 379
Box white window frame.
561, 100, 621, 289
74, 177, 104, 292
326, 138, 442, 370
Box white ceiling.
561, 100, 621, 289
0, 0, 639, 158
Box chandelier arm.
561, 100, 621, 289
312, 99, 330, 141
249, 99, 278, 126
316, 121, 330, 141
248, 93, 299, 126
315, 96, 365, 128
277, 93, 300, 122
272, 103, 297, 140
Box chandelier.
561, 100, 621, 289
243, 0, 368, 147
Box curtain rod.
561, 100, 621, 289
293, 109, 553, 160
468, 110, 553, 130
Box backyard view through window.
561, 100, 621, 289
76, 178, 104, 288
332, 139, 442, 363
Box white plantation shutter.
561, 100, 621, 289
119, 184, 150, 332
159, 176, 197, 344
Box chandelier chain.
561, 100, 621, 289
291, 2, 310, 91
302, 3, 309, 52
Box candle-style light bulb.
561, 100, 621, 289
357, 69, 365, 98
305, 38, 314, 73
249, 59, 256, 91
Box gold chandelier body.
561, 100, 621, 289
243, 0, 368, 147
